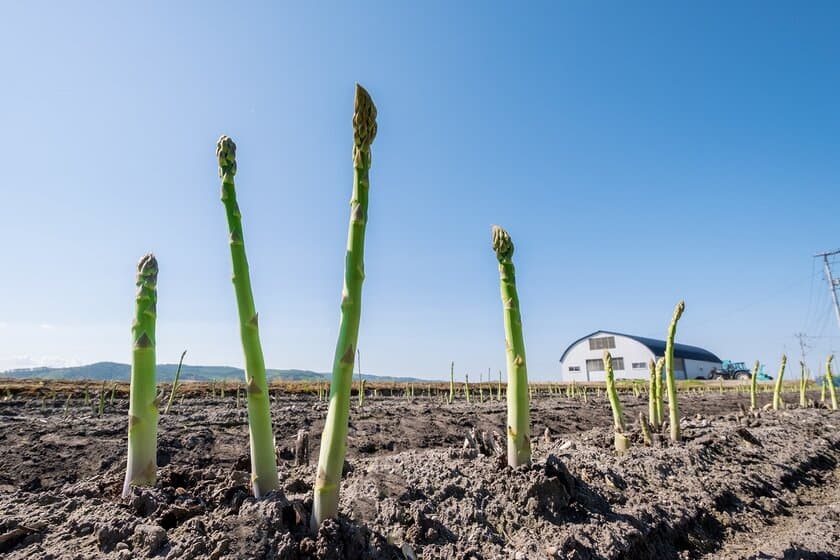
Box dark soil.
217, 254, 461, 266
0, 386, 838, 559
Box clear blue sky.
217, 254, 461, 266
2, 1, 839, 379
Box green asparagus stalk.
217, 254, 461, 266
98, 381, 106, 418
639, 411, 652, 446
665, 300, 685, 443
358, 379, 366, 408
110, 383, 117, 406
654, 357, 665, 428
772, 354, 787, 410
749, 360, 759, 410
164, 350, 187, 415
799, 361, 807, 408
217, 134, 279, 497
122, 254, 159, 497
647, 359, 658, 429
827, 355, 838, 410
604, 350, 627, 436
312, 84, 377, 531
492, 225, 531, 467
821, 376, 827, 403
498, 370, 502, 401
465, 374, 471, 404
449, 361, 455, 404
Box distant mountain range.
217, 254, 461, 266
0, 361, 429, 383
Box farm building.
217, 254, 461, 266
559, 331, 722, 382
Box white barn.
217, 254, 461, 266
559, 331, 722, 382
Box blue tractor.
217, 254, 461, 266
708, 360, 772, 381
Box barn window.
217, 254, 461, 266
586, 356, 624, 372
632, 362, 646, 369
568, 366, 580, 372
588, 336, 616, 350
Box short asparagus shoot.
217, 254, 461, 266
312, 84, 377, 531
492, 225, 531, 467
217, 135, 279, 497
164, 350, 187, 415
604, 350, 629, 453
772, 354, 787, 410
122, 254, 160, 498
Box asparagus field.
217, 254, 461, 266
1, 380, 838, 559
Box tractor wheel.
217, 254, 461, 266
712, 374, 726, 380
734, 371, 750, 381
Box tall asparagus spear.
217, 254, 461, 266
827, 355, 838, 410
122, 254, 159, 497
312, 84, 377, 531
749, 359, 760, 410
654, 357, 665, 427
217, 135, 279, 498
492, 225, 531, 467
647, 359, 658, 429
772, 354, 787, 410
665, 300, 685, 443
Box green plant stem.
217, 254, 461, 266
654, 357, 664, 427
772, 354, 787, 410
647, 359, 658, 429
312, 84, 377, 531
122, 254, 159, 497
827, 355, 838, 410
799, 361, 807, 408
449, 361, 455, 404
492, 225, 531, 467
164, 350, 187, 415
665, 300, 685, 443
217, 135, 278, 497
604, 350, 626, 433
749, 359, 759, 410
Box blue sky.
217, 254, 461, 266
1, 2, 838, 379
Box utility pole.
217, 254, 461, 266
794, 332, 810, 364
815, 250, 840, 332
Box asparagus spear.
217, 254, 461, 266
749, 359, 760, 410
217, 135, 279, 497
492, 225, 531, 467
827, 355, 837, 410
312, 84, 377, 531
665, 301, 684, 442
122, 254, 159, 497
772, 354, 787, 410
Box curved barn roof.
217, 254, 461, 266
559, 331, 722, 363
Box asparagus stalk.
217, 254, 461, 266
448, 362, 455, 404
122, 254, 159, 497
799, 361, 807, 408
654, 357, 665, 427
164, 350, 187, 415
827, 355, 838, 410
492, 225, 531, 467
464, 373, 471, 404
312, 84, 377, 530
647, 359, 658, 429
498, 369, 502, 401
749, 359, 760, 410
217, 135, 279, 497
665, 300, 685, 443
772, 354, 787, 410
604, 350, 628, 453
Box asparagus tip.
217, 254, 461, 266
137, 253, 158, 284
353, 84, 378, 158
216, 135, 237, 176
491, 225, 514, 261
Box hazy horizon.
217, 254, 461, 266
2, 2, 839, 380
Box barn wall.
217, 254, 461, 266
561, 332, 655, 382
